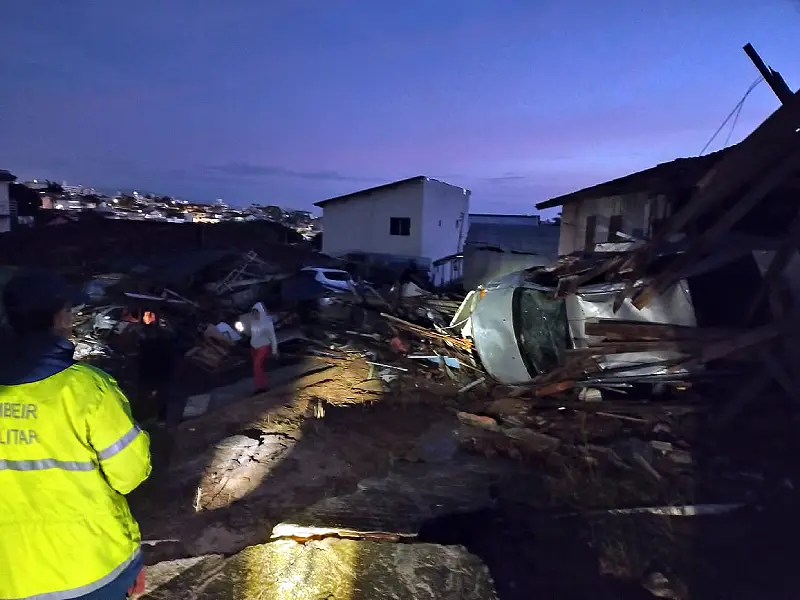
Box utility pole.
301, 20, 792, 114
743, 42, 794, 105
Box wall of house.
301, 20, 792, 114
420, 179, 471, 262
0, 182, 10, 234
557, 191, 669, 256
462, 247, 550, 291
320, 181, 425, 258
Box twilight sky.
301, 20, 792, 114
1, 1, 799, 214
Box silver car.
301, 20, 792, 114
452, 270, 696, 385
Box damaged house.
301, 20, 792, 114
535, 119, 800, 331
535, 151, 728, 256
445, 92, 800, 394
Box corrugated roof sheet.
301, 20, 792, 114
536, 148, 731, 210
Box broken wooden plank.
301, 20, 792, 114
681, 321, 784, 370
584, 319, 738, 341
524, 356, 603, 392
534, 380, 576, 397
631, 149, 800, 310
714, 369, 772, 430
745, 207, 800, 322
566, 340, 704, 358
756, 346, 800, 407
380, 312, 473, 351
554, 255, 626, 298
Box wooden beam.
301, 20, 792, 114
757, 346, 800, 405
743, 43, 794, 105
631, 150, 800, 309
745, 207, 800, 322
554, 255, 625, 298
566, 340, 703, 358
681, 321, 783, 370
714, 369, 772, 430
584, 319, 739, 341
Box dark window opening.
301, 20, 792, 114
584, 215, 597, 252
608, 215, 624, 242
651, 218, 666, 236
390, 217, 411, 236
321, 270, 350, 281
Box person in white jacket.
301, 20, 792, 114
249, 302, 279, 392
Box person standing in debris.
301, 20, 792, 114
249, 301, 279, 392
393, 260, 423, 312
0, 269, 151, 600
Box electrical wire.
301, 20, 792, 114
723, 95, 746, 148
699, 75, 764, 156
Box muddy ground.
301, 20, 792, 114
121, 354, 800, 600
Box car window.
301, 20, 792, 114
512, 288, 569, 376
321, 270, 351, 281
297, 270, 317, 281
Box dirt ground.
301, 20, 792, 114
129, 356, 457, 551
122, 353, 800, 600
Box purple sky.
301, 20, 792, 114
1, 1, 799, 215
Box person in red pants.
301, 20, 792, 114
248, 302, 279, 392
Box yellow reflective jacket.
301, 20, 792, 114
0, 336, 152, 600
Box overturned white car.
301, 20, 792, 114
451, 269, 696, 386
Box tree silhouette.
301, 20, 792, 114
9, 184, 42, 216
45, 180, 64, 194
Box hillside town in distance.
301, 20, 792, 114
0, 171, 319, 239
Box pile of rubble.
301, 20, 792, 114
50, 243, 478, 428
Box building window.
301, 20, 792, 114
608, 215, 624, 242
390, 217, 411, 236
583, 215, 597, 253
651, 218, 666, 237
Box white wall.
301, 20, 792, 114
558, 192, 668, 256
0, 183, 10, 233
321, 180, 425, 257
420, 179, 470, 262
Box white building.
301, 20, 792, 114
0, 170, 17, 233
315, 176, 471, 266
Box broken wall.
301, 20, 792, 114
558, 192, 669, 256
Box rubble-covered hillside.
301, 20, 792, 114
5, 86, 800, 599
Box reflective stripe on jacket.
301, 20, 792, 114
0, 335, 152, 600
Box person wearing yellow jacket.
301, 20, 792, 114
0, 269, 152, 600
